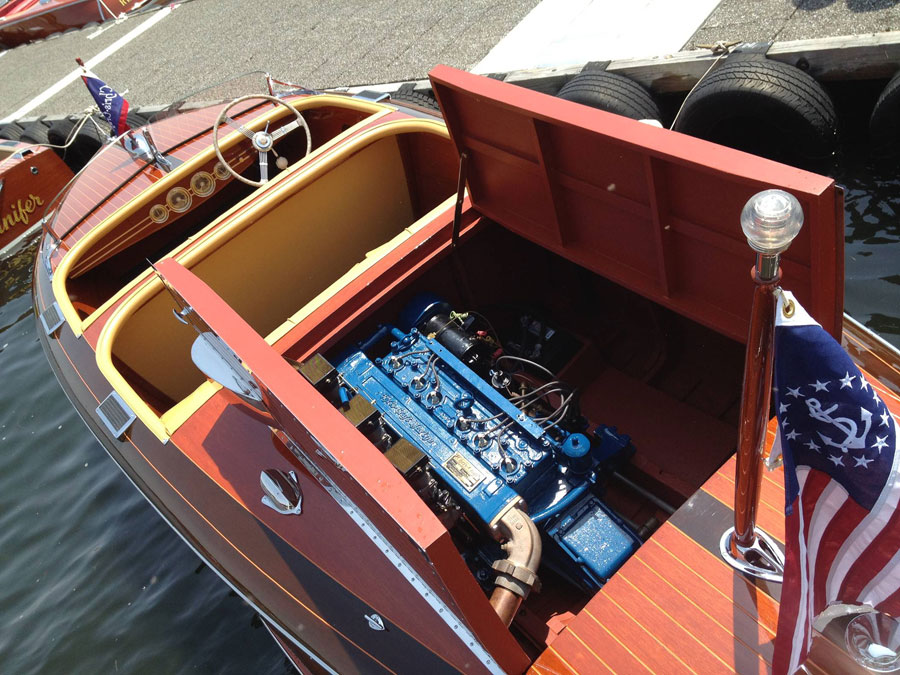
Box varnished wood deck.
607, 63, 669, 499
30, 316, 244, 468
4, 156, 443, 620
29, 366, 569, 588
532, 440, 879, 674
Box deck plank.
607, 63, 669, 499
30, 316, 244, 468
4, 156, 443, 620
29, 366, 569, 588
637, 539, 778, 649
603, 569, 737, 675
543, 629, 626, 674
535, 452, 788, 674
702, 471, 785, 543
624, 554, 771, 673
573, 597, 697, 674
527, 645, 579, 675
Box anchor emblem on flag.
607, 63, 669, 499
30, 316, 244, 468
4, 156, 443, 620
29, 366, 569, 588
805, 399, 873, 452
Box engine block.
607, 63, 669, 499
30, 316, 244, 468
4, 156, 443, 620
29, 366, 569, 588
337, 328, 564, 524
333, 314, 641, 590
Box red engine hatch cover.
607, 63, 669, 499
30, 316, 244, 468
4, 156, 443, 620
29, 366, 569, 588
429, 65, 844, 342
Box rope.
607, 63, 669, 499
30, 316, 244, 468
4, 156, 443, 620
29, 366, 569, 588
6, 108, 97, 154
669, 41, 739, 130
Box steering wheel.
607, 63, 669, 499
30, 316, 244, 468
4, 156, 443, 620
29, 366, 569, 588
213, 94, 312, 187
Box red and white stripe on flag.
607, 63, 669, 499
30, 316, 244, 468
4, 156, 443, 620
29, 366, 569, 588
772, 291, 900, 674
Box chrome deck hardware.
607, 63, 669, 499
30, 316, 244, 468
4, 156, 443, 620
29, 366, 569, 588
96, 391, 136, 439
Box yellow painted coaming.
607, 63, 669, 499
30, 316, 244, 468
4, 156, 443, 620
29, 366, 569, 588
91, 117, 452, 442
80, 106, 393, 335
52, 94, 389, 338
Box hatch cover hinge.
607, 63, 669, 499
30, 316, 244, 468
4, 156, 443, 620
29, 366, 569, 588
96, 391, 137, 439
40, 302, 65, 336
451, 151, 469, 249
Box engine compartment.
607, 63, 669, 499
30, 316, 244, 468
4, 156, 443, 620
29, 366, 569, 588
293, 293, 710, 632
281, 221, 747, 638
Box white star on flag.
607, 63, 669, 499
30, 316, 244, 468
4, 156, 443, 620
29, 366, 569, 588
812, 380, 830, 391
840, 372, 856, 388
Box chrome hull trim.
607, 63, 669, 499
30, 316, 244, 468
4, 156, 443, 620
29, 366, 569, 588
279, 430, 504, 675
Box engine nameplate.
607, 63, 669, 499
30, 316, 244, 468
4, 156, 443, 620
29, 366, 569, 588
443, 452, 486, 492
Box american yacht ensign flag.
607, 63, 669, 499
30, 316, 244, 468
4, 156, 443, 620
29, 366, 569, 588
771, 290, 900, 674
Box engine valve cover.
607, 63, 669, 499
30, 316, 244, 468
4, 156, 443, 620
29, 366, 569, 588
337, 329, 569, 523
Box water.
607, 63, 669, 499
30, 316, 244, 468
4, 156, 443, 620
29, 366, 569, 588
0, 145, 898, 674
0, 241, 290, 673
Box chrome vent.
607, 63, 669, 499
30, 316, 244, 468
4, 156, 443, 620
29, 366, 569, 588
96, 391, 136, 439
39, 302, 65, 336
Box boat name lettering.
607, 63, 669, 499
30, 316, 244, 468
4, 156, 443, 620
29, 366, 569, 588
96, 86, 121, 122
1, 194, 44, 233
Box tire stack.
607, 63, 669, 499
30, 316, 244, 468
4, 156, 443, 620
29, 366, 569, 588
556, 70, 662, 124
671, 59, 837, 168
870, 71, 900, 156
554, 59, 840, 170
0, 110, 152, 173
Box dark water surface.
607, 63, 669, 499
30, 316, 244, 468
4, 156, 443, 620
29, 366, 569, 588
0, 243, 289, 673
0, 144, 898, 674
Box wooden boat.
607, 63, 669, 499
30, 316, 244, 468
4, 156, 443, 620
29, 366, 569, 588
0, 0, 146, 48
33, 67, 898, 673
0, 138, 71, 257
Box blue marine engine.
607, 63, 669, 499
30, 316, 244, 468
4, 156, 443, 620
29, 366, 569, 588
311, 296, 641, 594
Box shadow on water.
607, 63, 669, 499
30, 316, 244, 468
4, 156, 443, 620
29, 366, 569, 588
0, 244, 292, 674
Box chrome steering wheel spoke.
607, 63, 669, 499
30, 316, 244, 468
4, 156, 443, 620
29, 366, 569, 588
224, 116, 255, 139
213, 94, 313, 188
271, 119, 300, 141
259, 151, 268, 183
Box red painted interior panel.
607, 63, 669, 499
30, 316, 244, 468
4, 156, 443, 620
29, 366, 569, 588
430, 65, 844, 343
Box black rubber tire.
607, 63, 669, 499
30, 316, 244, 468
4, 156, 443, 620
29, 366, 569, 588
391, 90, 441, 114
672, 59, 837, 163
0, 122, 24, 141
870, 71, 900, 154
126, 111, 150, 129
47, 116, 104, 172
557, 70, 661, 122
19, 121, 50, 145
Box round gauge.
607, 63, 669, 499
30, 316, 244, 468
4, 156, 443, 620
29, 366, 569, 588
166, 187, 192, 213
213, 162, 230, 180
190, 171, 216, 197
149, 204, 168, 224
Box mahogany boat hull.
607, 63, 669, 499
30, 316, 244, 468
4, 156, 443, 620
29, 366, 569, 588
0, 0, 145, 48
0, 140, 72, 256
33, 69, 891, 674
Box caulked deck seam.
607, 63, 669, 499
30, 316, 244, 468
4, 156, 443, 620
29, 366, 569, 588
654, 528, 779, 638
631, 555, 772, 667
618, 568, 739, 673
584, 594, 700, 675
561, 630, 616, 673
568, 615, 652, 674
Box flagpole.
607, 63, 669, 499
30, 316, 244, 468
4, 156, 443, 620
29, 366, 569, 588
721, 189, 803, 582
